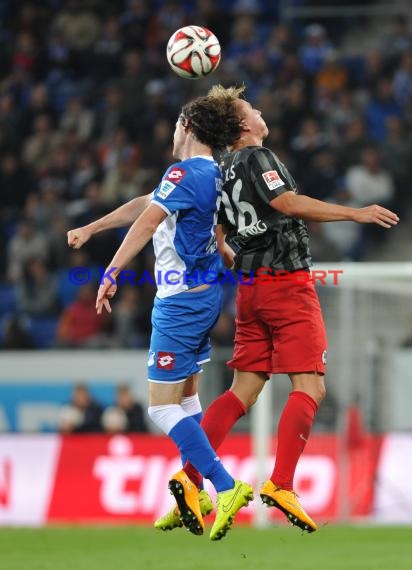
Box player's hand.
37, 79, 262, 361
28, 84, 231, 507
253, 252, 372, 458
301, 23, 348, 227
220, 242, 236, 269
96, 280, 117, 314
353, 205, 399, 228
67, 226, 92, 249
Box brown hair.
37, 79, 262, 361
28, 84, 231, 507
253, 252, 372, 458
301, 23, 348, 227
181, 85, 245, 150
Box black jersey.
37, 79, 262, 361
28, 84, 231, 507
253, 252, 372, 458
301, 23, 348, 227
218, 146, 312, 275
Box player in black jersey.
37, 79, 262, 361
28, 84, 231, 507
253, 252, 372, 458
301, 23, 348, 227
181, 85, 399, 533
219, 144, 311, 274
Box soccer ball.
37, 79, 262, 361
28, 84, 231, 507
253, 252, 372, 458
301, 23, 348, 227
166, 25, 221, 79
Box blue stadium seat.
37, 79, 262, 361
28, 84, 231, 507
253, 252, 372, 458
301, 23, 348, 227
1, 219, 18, 239
56, 270, 78, 308
343, 55, 366, 84
0, 283, 17, 316
26, 316, 59, 349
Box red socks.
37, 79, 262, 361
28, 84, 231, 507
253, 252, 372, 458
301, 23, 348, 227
182, 389, 317, 492
184, 390, 247, 487
271, 390, 318, 491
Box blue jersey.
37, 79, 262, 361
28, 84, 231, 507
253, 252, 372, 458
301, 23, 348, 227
151, 155, 222, 298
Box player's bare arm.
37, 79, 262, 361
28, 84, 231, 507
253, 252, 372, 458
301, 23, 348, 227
269, 191, 399, 228
67, 193, 153, 249
216, 224, 235, 268
96, 203, 167, 314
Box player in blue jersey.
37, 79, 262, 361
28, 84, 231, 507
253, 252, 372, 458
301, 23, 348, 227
92, 94, 253, 540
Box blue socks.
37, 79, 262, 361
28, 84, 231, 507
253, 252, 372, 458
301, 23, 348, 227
181, 411, 204, 490
169, 416, 234, 492
180, 411, 203, 467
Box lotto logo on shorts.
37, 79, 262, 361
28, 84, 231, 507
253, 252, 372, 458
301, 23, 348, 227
262, 170, 285, 190
157, 351, 175, 369
166, 167, 186, 182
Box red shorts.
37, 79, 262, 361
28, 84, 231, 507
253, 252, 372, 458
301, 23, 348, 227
228, 277, 327, 376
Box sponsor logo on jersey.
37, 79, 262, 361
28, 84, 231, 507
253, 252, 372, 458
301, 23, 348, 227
157, 351, 175, 369
157, 180, 176, 199
238, 219, 268, 237
166, 167, 186, 182
262, 170, 285, 190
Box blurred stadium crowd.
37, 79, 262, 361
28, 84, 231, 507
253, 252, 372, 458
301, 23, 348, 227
58, 383, 148, 433
1, 0, 412, 350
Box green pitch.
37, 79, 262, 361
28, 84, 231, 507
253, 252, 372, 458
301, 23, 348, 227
0, 525, 411, 570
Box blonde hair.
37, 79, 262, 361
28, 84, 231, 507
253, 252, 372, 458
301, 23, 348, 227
207, 84, 246, 102
181, 85, 245, 150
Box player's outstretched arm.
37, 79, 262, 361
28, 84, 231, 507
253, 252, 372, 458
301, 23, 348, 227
270, 191, 399, 228
96, 203, 166, 315
67, 193, 153, 249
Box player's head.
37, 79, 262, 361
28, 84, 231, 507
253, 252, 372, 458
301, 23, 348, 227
207, 85, 269, 146
173, 88, 244, 157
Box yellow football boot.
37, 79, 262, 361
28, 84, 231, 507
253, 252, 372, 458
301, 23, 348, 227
260, 479, 317, 532
209, 480, 254, 541
154, 489, 213, 531
168, 470, 205, 535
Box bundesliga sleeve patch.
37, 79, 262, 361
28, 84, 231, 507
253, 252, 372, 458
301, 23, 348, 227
157, 180, 176, 199
166, 167, 186, 182
157, 351, 175, 369
262, 170, 285, 190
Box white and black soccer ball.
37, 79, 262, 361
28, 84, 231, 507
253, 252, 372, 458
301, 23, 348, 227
166, 25, 221, 79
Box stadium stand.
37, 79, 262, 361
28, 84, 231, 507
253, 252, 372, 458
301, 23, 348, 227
0, 0, 411, 349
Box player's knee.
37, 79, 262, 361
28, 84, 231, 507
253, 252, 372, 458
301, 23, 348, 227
294, 373, 326, 405
232, 388, 259, 409
247, 392, 260, 407
147, 403, 184, 434
315, 382, 326, 405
